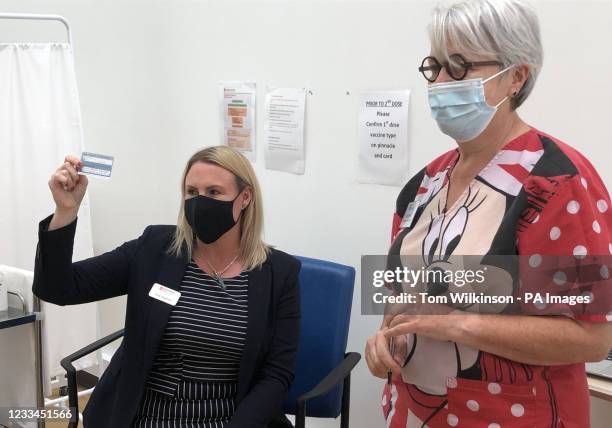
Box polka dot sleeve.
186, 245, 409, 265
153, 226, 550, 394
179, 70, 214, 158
517, 172, 612, 322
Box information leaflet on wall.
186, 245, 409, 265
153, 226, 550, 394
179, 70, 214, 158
219, 81, 257, 161
358, 90, 410, 185
264, 87, 306, 174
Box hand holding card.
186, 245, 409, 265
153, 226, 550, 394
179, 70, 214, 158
48, 155, 89, 229
47, 152, 114, 231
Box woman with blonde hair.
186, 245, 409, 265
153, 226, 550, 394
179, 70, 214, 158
33, 145, 300, 428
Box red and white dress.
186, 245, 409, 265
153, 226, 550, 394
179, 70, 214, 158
382, 128, 612, 427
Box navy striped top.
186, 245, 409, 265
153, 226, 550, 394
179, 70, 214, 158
134, 259, 248, 427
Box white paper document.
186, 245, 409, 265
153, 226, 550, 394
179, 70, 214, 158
220, 81, 257, 160
358, 90, 411, 185
264, 87, 306, 174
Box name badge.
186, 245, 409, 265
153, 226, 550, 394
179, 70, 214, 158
148, 283, 181, 306
400, 201, 419, 229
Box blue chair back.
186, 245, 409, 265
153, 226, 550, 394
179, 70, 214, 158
283, 256, 356, 418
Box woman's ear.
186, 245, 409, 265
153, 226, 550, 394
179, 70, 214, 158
511, 64, 530, 96
241, 187, 253, 209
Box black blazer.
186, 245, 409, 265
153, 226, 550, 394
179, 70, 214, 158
32, 214, 301, 428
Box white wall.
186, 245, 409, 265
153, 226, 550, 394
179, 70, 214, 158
2, 1, 611, 427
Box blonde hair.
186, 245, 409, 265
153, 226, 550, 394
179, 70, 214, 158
168, 146, 270, 271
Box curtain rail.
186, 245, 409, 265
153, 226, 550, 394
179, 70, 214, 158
0, 13, 72, 45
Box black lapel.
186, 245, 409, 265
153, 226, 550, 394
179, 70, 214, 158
142, 245, 189, 373
237, 261, 272, 401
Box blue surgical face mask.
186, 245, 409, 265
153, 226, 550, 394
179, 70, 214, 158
427, 65, 514, 143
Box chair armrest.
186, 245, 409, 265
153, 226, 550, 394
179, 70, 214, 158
60, 328, 124, 371
297, 352, 361, 404
60, 328, 124, 427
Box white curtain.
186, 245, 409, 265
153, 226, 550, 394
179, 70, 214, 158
0, 42, 98, 397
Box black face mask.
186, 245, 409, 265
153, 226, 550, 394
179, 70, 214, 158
184, 193, 241, 244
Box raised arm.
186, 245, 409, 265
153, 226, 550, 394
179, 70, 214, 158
32, 155, 150, 305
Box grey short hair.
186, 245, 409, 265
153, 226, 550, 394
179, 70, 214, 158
428, 0, 543, 110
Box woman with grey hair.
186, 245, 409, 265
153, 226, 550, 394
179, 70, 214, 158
365, 0, 612, 426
